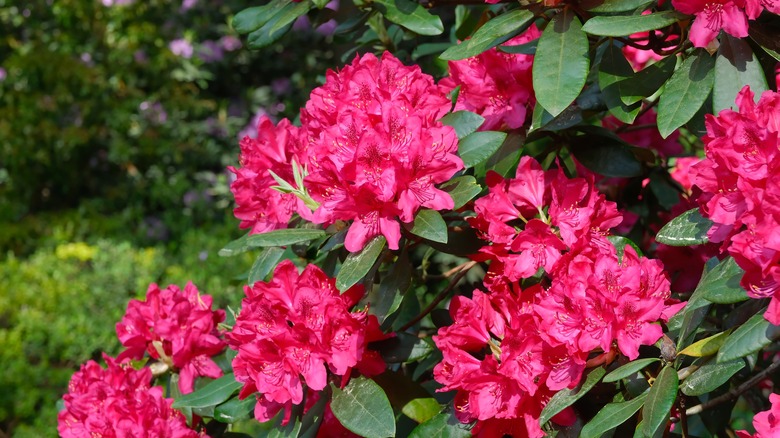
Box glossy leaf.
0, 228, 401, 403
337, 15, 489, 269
440, 9, 535, 60
717, 312, 780, 363
441, 175, 482, 209
402, 397, 441, 424
655, 208, 713, 246
407, 209, 448, 243
247, 247, 285, 284
330, 377, 395, 438
583, 11, 680, 36
246, 1, 311, 49
374, 332, 434, 364
599, 41, 641, 123
409, 410, 471, 438
214, 396, 256, 423
569, 129, 644, 177
678, 330, 730, 357
714, 34, 769, 112
603, 358, 659, 383
700, 257, 748, 304
373, 0, 443, 36
172, 374, 242, 409
587, 0, 653, 13
441, 110, 485, 138
539, 367, 606, 425
580, 392, 648, 438
680, 359, 745, 396
219, 229, 327, 256
533, 9, 590, 117
657, 50, 715, 138
642, 365, 678, 437
371, 252, 411, 323
232, 0, 288, 34
336, 236, 386, 291
458, 131, 507, 168
619, 55, 677, 105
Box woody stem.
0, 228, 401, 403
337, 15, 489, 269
398, 261, 476, 332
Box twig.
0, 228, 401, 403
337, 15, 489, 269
685, 359, 780, 417
398, 261, 476, 332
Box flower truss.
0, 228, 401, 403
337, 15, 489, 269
672, 0, 780, 48
116, 282, 226, 394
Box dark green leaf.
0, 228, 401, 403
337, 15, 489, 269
587, 0, 653, 13
533, 9, 590, 116
700, 257, 749, 304
407, 209, 448, 243
540, 367, 606, 425
219, 229, 327, 256
714, 34, 768, 112
246, 1, 312, 49
498, 39, 537, 55
371, 252, 410, 323
569, 133, 644, 177
441, 175, 482, 210
214, 396, 256, 423
582, 11, 681, 36
232, 0, 288, 34
580, 392, 648, 438
657, 50, 715, 138
530, 103, 584, 132
172, 374, 242, 409
402, 397, 441, 423
373, 0, 443, 36
717, 312, 780, 363
655, 208, 713, 246
599, 42, 641, 123
409, 410, 472, 438
412, 42, 453, 60
458, 131, 507, 168
441, 110, 485, 138
619, 56, 678, 105
374, 332, 434, 363
680, 359, 745, 396
642, 365, 678, 437
671, 259, 715, 349
331, 377, 396, 438
603, 358, 659, 383
248, 247, 285, 284
336, 235, 386, 291
440, 9, 535, 60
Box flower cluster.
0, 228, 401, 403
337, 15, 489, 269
116, 282, 226, 394
672, 0, 780, 48
58, 354, 203, 438
226, 260, 385, 423
229, 52, 464, 252
435, 156, 681, 435
440, 26, 540, 131
691, 86, 780, 324
737, 393, 780, 438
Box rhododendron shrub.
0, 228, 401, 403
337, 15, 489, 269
60, 1, 780, 437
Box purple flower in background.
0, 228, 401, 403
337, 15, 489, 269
134, 50, 148, 64
169, 39, 193, 58
271, 78, 291, 96
0, 68, 6, 82
198, 40, 224, 63
101, 0, 134, 6
316, 20, 338, 36
237, 109, 270, 140
139, 101, 168, 124
181, 0, 198, 11
219, 35, 241, 52
80, 53, 94, 66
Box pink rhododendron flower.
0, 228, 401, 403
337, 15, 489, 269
229, 116, 311, 234
116, 282, 226, 394
441, 26, 540, 131
737, 393, 780, 438
301, 52, 463, 252
671, 0, 749, 47
58, 354, 205, 438
691, 86, 780, 324
226, 260, 385, 423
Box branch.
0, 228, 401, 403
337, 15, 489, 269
685, 358, 780, 417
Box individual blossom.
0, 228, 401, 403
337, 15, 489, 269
737, 393, 780, 438
226, 260, 385, 423
58, 354, 204, 438
116, 282, 226, 394
440, 26, 541, 131
301, 51, 463, 252
671, 0, 749, 48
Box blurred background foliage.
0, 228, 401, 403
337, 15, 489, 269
0, 0, 343, 435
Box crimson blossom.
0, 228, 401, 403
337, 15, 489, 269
58, 354, 204, 438
691, 86, 780, 324
116, 282, 226, 394
671, 0, 780, 48
737, 393, 780, 438
226, 260, 385, 423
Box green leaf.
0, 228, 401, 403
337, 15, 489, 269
569, 129, 644, 177
714, 34, 769, 113
619, 56, 678, 105
607, 236, 644, 263
407, 209, 448, 243
219, 229, 327, 256
441, 175, 482, 210
374, 332, 434, 363
458, 131, 507, 168
336, 235, 386, 291
655, 208, 713, 246
402, 397, 441, 424
172, 374, 243, 409
371, 252, 410, 323
582, 11, 681, 36
232, 0, 289, 34
441, 110, 485, 138
214, 396, 256, 423
603, 358, 659, 383
657, 50, 715, 138
248, 247, 285, 284
440, 9, 535, 60
599, 41, 641, 123
678, 330, 730, 357
540, 367, 606, 425
373, 0, 443, 36
330, 377, 396, 438
580, 392, 648, 438
246, 1, 312, 49
680, 359, 745, 396
717, 312, 780, 363
642, 365, 678, 438
533, 9, 590, 117
700, 257, 749, 304
530, 103, 584, 132
409, 410, 472, 438
498, 39, 537, 55
587, 0, 653, 13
